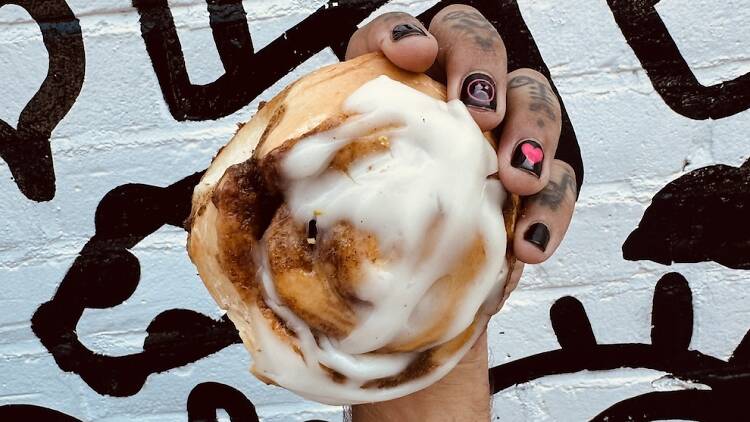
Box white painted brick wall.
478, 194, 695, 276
1, 0, 748, 420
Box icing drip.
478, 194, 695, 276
250, 75, 508, 404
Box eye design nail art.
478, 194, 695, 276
391, 24, 427, 42
461, 73, 497, 111
511, 139, 544, 178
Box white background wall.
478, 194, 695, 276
1, 0, 748, 420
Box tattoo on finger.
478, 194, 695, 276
441, 10, 501, 52
530, 172, 576, 211
508, 76, 534, 89
508, 76, 558, 128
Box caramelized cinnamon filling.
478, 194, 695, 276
330, 136, 391, 172
212, 156, 283, 240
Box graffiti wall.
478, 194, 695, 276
1, 0, 748, 420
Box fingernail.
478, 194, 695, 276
391, 24, 427, 42
460, 72, 497, 112
511, 139, 544, 178
524, 223, 550, 252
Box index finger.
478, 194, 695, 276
344, 12, 439, 73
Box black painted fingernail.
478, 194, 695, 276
460, 72, 497, 111
524, 223, 550, 252
391, 24, 427, 41
511, 139, 544, 178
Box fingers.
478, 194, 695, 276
496, 69, 563, 196
428, 5, 508, 131
513, 160, 577, 264
345, 5, 508, 131
345, 12, 438, 73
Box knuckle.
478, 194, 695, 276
431, 5, 503, 56
509, 69, 555, 97
464, 38, 503, 56
508, 68, 562, 126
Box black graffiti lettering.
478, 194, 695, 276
187, 382, 259, 422
0, 404, 83, 421
0, 0, 85, 201
490, 273, 748, 420
31, 171, 242, 397
0, 383, 326, 421
133, 0, 390, 121
186, 382, 330, 421
607, 0, 750, 120
591, 390, 724, 421
623, 158, 750, 270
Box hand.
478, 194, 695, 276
345, 4, 578, 421
345, 5, 577, 271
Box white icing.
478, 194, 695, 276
249, 75, 508, 404
248, 301, 488, 405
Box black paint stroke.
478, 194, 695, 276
550, 295, 596, 349
186, 382, 334, 422
187, 382, 259, 422
31, 172, 242, 397
607, 0, 750, 120
26, 272, 749, 420
623, 158, 750, 270
590, 390, 720, 422
489, 272, 749, 421
0, 383, 320, 422
0, 0, 85, 201
133, 0, 388, 121
651, 272, 692, 351
730, 331, 750, 365
0, 405, 83, 422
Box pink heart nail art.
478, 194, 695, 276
521, 142, 544, 164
